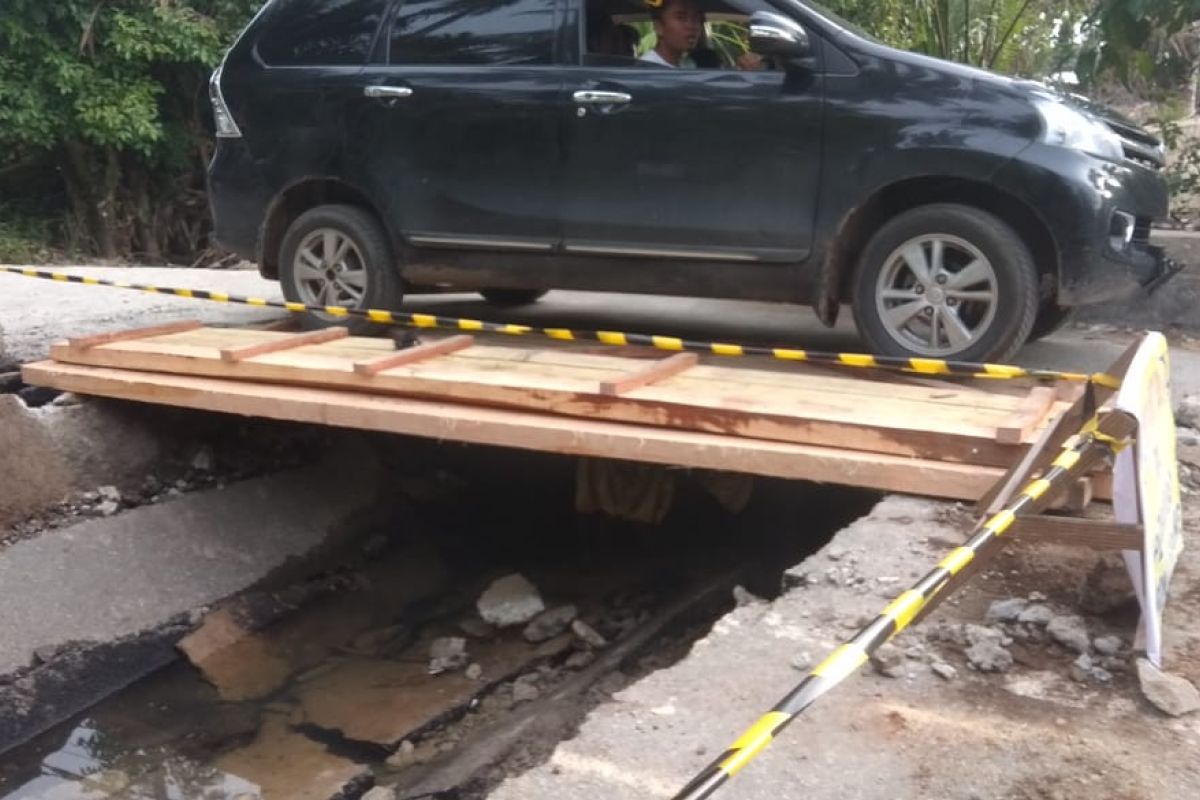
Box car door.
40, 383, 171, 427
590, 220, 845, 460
560, 1, 823, 263
351, 0, 566, 252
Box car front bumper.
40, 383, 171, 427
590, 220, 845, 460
993, 144, 1181, 306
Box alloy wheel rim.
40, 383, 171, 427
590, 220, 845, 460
293, 228, 368, 316
874, 234, 999, 357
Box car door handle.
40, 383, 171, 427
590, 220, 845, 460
573, 90, 631, 105
364, 85, 413, 100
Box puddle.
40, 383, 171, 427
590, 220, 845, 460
1, 719, 261, 799
0, 447, 879, 800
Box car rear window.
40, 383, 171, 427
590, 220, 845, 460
390, 0, 555, 65
258, 0, 388, 66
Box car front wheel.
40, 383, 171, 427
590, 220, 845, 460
851, 204, 1038, 363
278, 204, 403, 335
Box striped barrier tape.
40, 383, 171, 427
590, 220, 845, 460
670, 409, 1137, 800
1, 266, 1120, 388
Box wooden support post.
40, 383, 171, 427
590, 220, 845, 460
353, 334, 475, 376
219, 327, 349, 363
600, 352, 699, 397
67, 320, 203, 350
1008, 516, 1143, 551
995, 386, 1056, 445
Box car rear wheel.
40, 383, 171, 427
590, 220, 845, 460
279, 204, 403, 335
479, 288, 548, 307
851, 204, 1038, 363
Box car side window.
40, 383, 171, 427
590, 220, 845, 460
257, 0, 389, 66
391, 0, 556, 66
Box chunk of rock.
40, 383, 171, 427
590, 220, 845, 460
732, 585, 764, 606
791, 651, 813, 672
523, 605, 578, 644
362, 787, 396, 800
985, 598, 1028, 623
512, 679, 540, 704
1071, 654, 1113, 685
1047, 615, 1091, 654
97, 485, 121, 503
870, 643, 905, 678
386, 740, 417, 769
428, 637, 469, 674
477, 574, 545, 628
1136, 658, 1200, 717
457, 618, 495, 639
566, 650, 596, 670
965, 640, 1013, 673
1079, 556, 1137, 614
1016, 604, 1054, 626
1093, 635, 1123, 656
465, 663, 483, 681
572, 619, 608, 649
930, 661, 958, 681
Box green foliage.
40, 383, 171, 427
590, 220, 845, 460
1156, 120, 1200, 197
0, 205, 52, 264
0, 0, 262, 259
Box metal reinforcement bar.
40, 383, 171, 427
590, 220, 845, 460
670, 409, 1138, 800
0, 266, 1120, 387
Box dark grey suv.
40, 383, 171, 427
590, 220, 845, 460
208, 0, 1177, 361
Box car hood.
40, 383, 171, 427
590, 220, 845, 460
1013, 80, 1166, 169
858, 39, 1167, 169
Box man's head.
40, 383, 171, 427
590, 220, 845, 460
651, 0, 703, 57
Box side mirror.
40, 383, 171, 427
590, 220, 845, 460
748, 11, 812, 61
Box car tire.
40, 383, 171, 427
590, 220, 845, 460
278, 204, 403, 335
1028, 301, 1074, 342
479, 288, 549, 307
851, 203, 1038, 363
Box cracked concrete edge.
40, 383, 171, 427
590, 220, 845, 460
0, 434, 388, 753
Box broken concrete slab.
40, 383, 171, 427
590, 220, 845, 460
214, 712, 370, 800
0, 455, 379, 679
177, 608, 293, 702
0, 395, 73, 525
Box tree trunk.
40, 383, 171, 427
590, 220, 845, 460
60, 140, 120, 259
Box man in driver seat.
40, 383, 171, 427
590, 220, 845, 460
639, 0, 763, 70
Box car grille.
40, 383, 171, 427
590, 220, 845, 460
1132, 217, 1152, 246
1105, 120, 1166, 171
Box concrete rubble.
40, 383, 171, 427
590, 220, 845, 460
477, 574, 546, 628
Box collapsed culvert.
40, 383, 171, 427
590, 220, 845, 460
0, 438, 880, 800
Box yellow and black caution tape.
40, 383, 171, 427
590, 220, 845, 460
1, 266, 1120, 388
670, 409, 1137, 800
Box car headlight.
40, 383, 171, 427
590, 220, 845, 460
1033, 98, 1123, 162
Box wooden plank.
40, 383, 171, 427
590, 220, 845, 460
600, 352, 698, 396
48, 329, 1041, 467
219, 327, 349, 362
995, 386, 1056, 445
67, 320, 203, 350
353, 335, 475, 376
1009, 516, 1143, 551
21, 360, 1014, 502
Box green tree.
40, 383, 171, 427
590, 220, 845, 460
0, 0, 261, 260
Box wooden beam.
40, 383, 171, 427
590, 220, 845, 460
353, 335, 475, 376
21, 361, 1017, 502
67, 320, 203, 350
599, 352, 698, 396
1009, 515, 1143, 551
219, 327, 349, 362
995, 386, 1056, 445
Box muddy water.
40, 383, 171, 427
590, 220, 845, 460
0, 451, 877, 800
